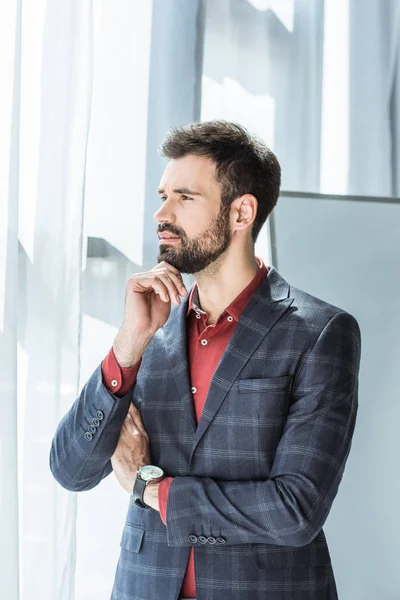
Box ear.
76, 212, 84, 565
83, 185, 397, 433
232, 194, 258, 232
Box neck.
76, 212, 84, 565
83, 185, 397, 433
193, 246, 260, 322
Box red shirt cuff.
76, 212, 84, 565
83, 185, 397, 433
158, 477, 174, 525
101, 346, 141, 397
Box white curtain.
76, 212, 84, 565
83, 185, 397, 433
1, 0, 93, 598
0, 1, 22, 597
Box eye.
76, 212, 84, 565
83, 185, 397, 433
159, 194, 193, 203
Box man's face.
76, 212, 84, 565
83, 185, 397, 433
154, 154, 232, 274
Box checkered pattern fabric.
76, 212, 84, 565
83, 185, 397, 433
50, 266, 361, 600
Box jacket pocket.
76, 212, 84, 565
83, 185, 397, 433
119, 522, 145, 553
237, 375, 292, 393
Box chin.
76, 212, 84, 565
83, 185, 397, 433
157, 252, 189, 274
158, 249, 180, 268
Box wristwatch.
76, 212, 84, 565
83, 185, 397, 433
132, 465, 164, 509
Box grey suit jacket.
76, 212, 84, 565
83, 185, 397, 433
50, 266, 361, 600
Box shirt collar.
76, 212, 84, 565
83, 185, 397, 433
187, 257, 269, 322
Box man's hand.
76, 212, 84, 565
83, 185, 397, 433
111, 403, 151, 495
112, 261, 188, 368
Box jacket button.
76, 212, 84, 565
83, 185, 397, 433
207, 536, 216, 544
88, 425, 96, 434
198, 535, 207, 544
216, 537, 226, 545
188, 535, 198, 544
84, 432, 93, 441
96, 410, 104, 421
92, 417, 100, 427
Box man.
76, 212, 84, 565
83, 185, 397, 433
50, 120, 361, 600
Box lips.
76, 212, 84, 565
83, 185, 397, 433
158, 230, 181, 241
159, 237, 180, 244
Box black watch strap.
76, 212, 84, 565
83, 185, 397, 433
132, 475, 150, 509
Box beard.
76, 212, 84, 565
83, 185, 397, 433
157, 204, 231, 274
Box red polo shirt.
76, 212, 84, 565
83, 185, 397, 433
101, 258, 269, 598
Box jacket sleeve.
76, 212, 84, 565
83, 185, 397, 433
49, 361, 138, 492
165, 311, 361, 548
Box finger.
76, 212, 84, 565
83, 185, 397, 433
124, 406, 138, 429
128, 403, 145, 427
121, 419, 140, 438
153, 263, 188, 296
125, 404, 135, 421
163, 270, 188, 296
155, 273, 183, 306
131, 424, 141, 436
152, 261, 182, 277
150, 275, 174, 305
128, 402, 139, 417
120, 422, 134, 438
157, 273, 180, 305
129, 406, 147, 435
150, 276, 170, 303
122, 409, 137, 432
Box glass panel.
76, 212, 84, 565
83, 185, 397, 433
201, 0, 399, 198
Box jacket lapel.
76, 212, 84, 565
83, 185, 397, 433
162, 266, 294, 451
190, 266, 294, 459
162, 293, 197, 431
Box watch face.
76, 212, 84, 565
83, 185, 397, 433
139, 465, 164, 482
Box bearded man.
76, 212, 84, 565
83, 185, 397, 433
50, 120, 361, 600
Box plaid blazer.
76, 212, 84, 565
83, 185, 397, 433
50, 266, 361, 600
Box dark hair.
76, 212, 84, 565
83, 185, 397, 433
159, 120, 281, 243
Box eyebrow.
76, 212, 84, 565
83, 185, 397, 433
157, 187, 203, 196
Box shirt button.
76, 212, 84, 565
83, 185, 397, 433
200, 339, 208, 346
227, 316, 233, 322
111, 379, 118, 387
195, 313, 201, 319
191, 386, 197, 394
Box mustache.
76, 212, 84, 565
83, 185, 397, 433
157, 225, 183, 237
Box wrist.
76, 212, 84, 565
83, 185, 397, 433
132, 465, 163, 510
113, 329, 153, 368
143, 481, 160, 511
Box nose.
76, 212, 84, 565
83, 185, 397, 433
154, 199, 175, 225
